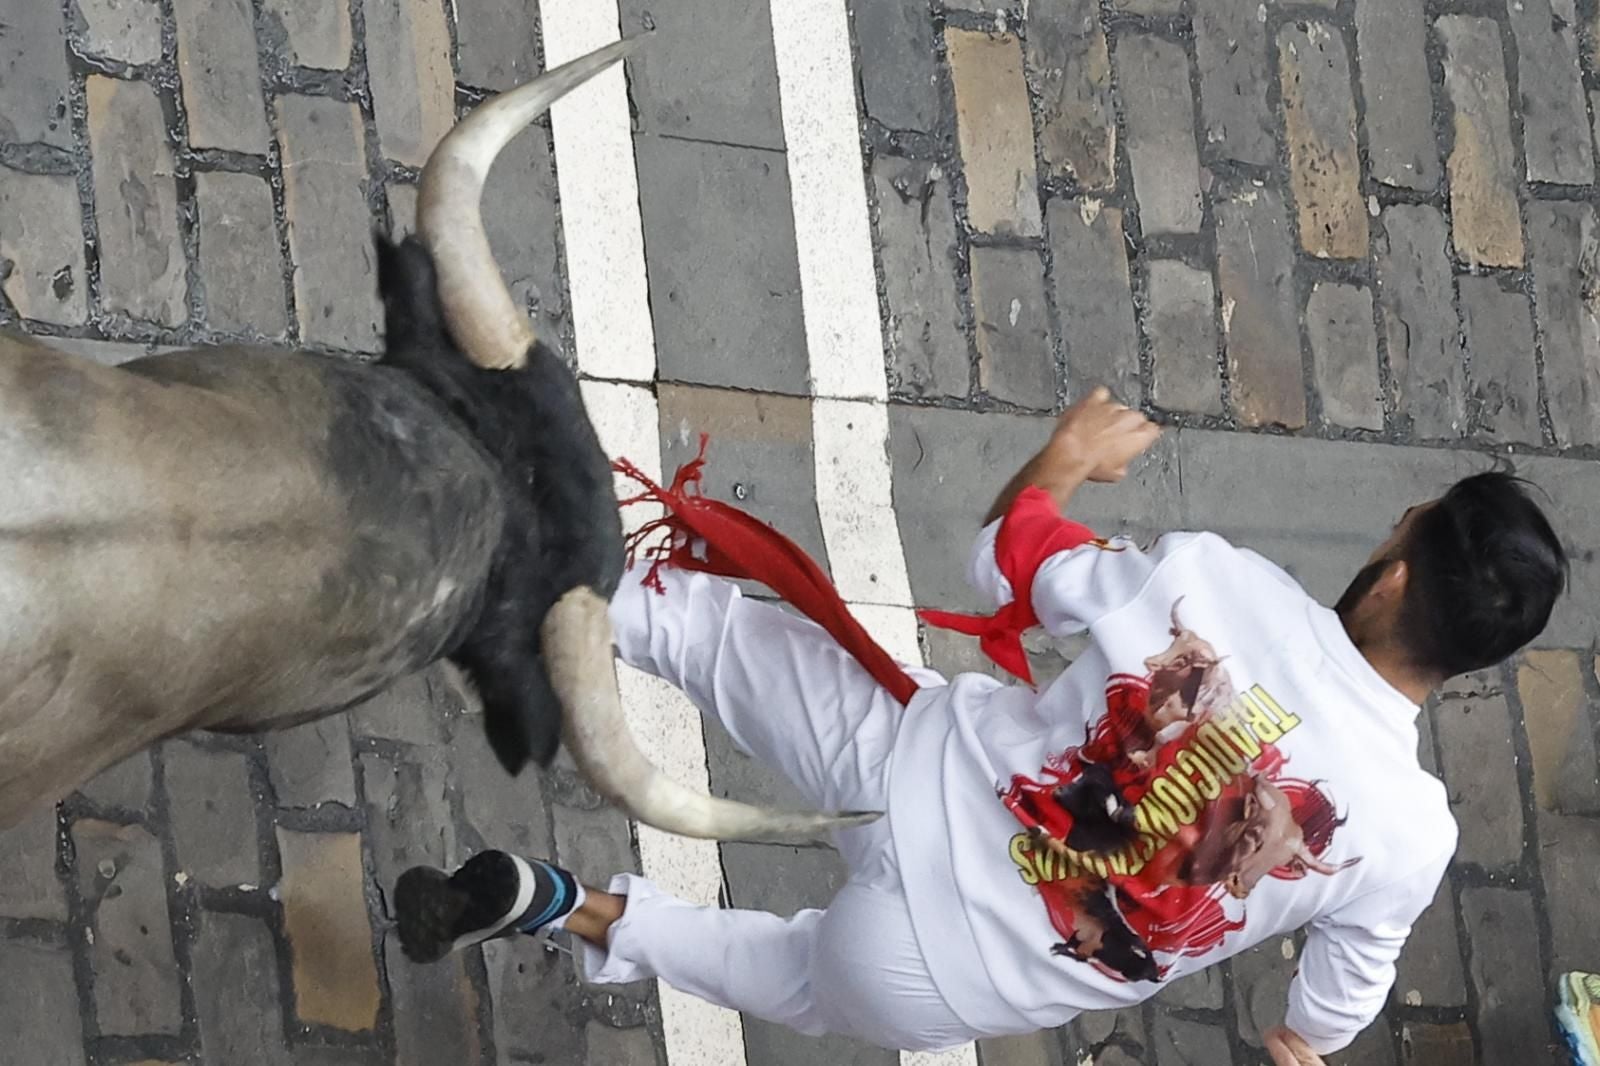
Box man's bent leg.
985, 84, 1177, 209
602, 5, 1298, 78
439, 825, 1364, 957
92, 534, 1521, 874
609, 565, 935, 814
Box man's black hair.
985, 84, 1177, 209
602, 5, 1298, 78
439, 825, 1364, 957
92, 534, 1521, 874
1340, 470, 1568, 679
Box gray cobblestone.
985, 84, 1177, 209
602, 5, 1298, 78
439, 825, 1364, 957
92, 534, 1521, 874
873, 157, 969, 399
1229, 937, 1296, 1048
361, 751, 457, 901
259, 0, 352, 71
976, 1031, 1063, 1066
1536, 809, 1600, 980
264, 716, 357, 810
1152, 966, 1223, 1011
1049, 198, 1140, 404
452, 0, 539, 91
585, 1021, 657, 1066
364, 0, 455, 168
635, 135, 807, 394
448, 708, 553, 857
76, 751, 153, 814
1216, 185, 1305, 428
195, 171, 287, 337
483, 937, 585, 1065
1460, 274, 1540, 446
0, 941, 85, 1066
1111, 0, 1181, 13
1306, 281, 1382, 431
385, 927, 483, 1063
947, 29, 1043, 238
1194, 1, 1275, 166
1433, 690, 1525, 867
1075, 1005, 1144, 1048
72, 0, 163, 68
1028, 0, 1117, 190
971, 245, 1055, 408
1374, 205, 1466, 438
72, 818, 183, 1036
87, 76, 187, 327
1152, 1011, 1233, 1065
0, 3, 73, 149
1393, 877, 1467, 1007
349, 670, 447, 747
852, 0, 939, 134
275, 93, 381, 351
163, 741, 261, 887
0, 804, 64, 920
173, 0, 271, 154
1507, 0, 1593, 186
192, 909, 284, 1066
620, 0, 784, 151
0, 169, 87, 325
480, 122, 565, 341
1145, 259, 1223, 415
1525, 200, 1600, 448
1114, 34, 1203, 235
1437, 16, 1525, 268
1353, 0, 1440, 192
1461, 887, 1546, 1065
1278, 22, 1366, 260
1399, 1022, 1474, 1066
1327, 1020, 1397, 1066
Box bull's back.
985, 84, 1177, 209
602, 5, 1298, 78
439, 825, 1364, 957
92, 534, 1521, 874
0, 336, 505, 818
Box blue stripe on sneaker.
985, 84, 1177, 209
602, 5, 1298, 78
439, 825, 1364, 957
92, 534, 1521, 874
515, 862, 570, 933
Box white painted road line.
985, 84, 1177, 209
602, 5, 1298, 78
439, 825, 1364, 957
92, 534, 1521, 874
545, 4, 747, 1062
769, 3, 980, 1065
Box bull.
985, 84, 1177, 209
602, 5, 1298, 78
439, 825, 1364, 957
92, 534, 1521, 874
0, 38, 873, 845
1181, 776, 1357, 899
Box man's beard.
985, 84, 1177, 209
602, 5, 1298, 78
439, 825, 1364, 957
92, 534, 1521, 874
1334, 559, 1390, 619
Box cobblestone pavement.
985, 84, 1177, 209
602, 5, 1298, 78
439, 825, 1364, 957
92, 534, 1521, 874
3, 1, 1600, 1064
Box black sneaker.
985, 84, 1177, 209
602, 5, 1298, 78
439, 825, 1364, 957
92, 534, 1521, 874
394, 850, 582, 964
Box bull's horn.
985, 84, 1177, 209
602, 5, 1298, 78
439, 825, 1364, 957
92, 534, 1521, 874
417, 36, 645, 370
540, 586, 883, 843
1294, 845, 1359, 877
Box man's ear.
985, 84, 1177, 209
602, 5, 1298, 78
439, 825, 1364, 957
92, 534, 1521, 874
1372, 558, 1410, 604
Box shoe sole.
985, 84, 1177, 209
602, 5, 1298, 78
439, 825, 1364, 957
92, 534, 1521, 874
395, 851, 536, 965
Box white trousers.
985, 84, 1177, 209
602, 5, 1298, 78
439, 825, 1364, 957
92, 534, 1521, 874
578, 567, 976, 1052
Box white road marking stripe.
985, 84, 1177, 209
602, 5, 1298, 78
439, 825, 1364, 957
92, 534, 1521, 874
770, 3, 980, 1065
546, 3, 746, 1057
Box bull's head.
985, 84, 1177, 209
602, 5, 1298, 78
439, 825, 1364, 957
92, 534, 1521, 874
1183, 776, 1353, 899
408, 39, 879, 843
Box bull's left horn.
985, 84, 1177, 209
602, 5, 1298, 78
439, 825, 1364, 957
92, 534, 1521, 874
541, 587, 884, 844
417, 36, 645, 370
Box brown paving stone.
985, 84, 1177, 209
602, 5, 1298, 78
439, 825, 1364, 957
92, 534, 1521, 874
1353, 0, 1441, 192
72, 0, 162, 72
87, 76, 187, 327
1306, 281, 1382, 431
1028, 0, 1116, 190
163, 740, 261, 887
364, 0, 455, 168
1526, 201, 1600, 448
1145, 259, 1223, 415
72, 819, 183, 1036
275, 93, 381, 351
1399, 1022, 1475, 1066
1436, 16, 1525, 268
971, 245, 1056, 408
0, 804, 65, 920
260, 0, 352, 71
1278, 21, 1367, 260
195, 171, 287, 337
1538, 810, 1600, 979
173, 0, 271, 154
1507, 0, 1593, 186
1048, 198, 1140, 404
1194, 0, 1275, 166
0, 169, 87, 325
1519, 650, 1600, 814
1461, 887, 1548, 1064
946, 29, 1043, 238
276, 829, 380, 1032
1114, 33, 1203, 235
1374, 205, 1467, 439
1216, 185, 1306, 429
1459, 274, 1541, 446
873, 157, 969, 400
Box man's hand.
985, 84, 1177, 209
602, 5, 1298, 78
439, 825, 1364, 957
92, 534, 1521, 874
1264, 1027, 1326, 1066
1047, 386, 1162, 485
983, 386, 1161, 525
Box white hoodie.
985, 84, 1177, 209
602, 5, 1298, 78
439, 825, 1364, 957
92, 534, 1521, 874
889, 522, 1457, 1054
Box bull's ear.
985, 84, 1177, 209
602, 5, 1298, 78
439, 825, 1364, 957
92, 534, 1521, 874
375, 233, 448, 353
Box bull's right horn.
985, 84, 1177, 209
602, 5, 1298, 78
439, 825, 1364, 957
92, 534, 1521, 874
540, 586, 884, 844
